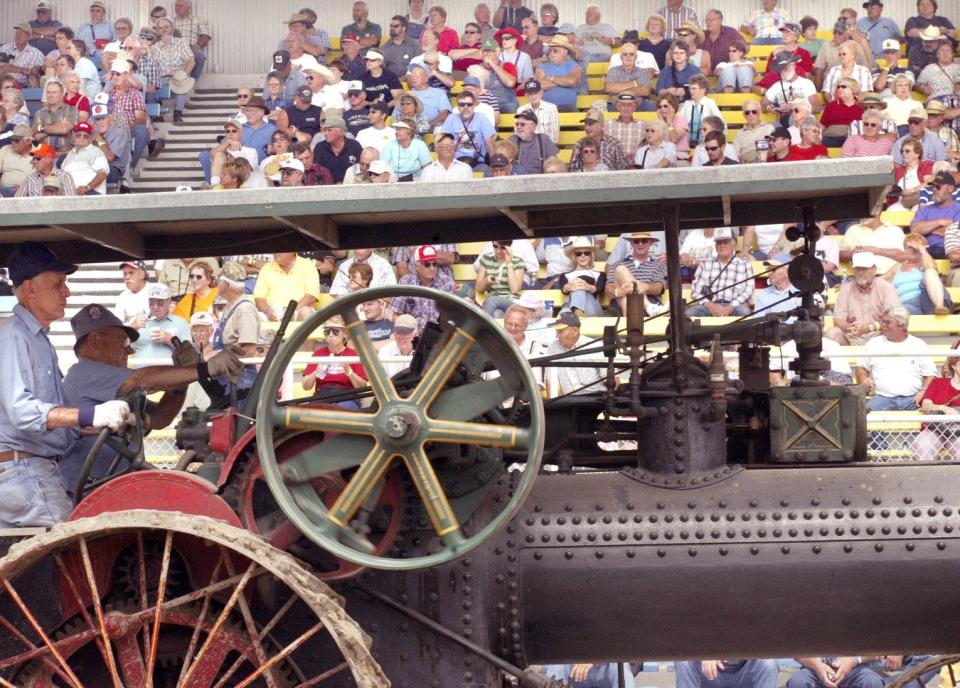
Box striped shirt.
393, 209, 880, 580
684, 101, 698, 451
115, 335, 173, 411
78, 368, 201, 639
604, 118, 647, 164
840, 135, 894, 158
822, 65, 874, 96
744, 8, 793, 40
0, 43, 45, 86
605, 257, 668, 291
690, 256, 754, 307
14, 169, 77, 197
657, 4, 701, 39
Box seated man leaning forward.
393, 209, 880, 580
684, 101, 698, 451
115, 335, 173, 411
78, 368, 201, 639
853, 305, 936, 411
685, 228, 754, 317
604, 232, 668, 316
825, 252, 901, 345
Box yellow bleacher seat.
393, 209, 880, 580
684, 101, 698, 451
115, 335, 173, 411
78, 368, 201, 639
881, 210, 915, 227
827, 148, 841, 158
587, 62, 608, 76
457, 241, 487, 257
452, 263, 478, 280
557, 148, 573, 163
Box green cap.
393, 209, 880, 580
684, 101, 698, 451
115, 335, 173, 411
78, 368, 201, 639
482, 38, 499, 51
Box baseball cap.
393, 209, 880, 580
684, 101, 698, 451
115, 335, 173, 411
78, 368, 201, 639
482, 38, 498, 51
933, 170, 956, 186
6, 241, 77, 287
90, 103, 110, 119
146, 283, 172, 300
110, 60, 130, 74
881, 38, 900, 51
190, 311, 215, 327
516, 109, 538, 124
862, 0, 883, 7
780, 22, 802, 34
74, 121, 94, 135
219, 261, 246, 284
36, 1, 52, 9
279, 158, 305, 173
346, 80, 364, 93
617, 92, 638, 102
364, 49, 384, 62
394, 314, 418, 332
286, 12, 310, 25
11, 124, 32, 140
714, 228, 736, 241
342, 33, 359, 43
15, 22, 32, 34
273, 50, 291, 68
552, 311, 581, 330
833, 19, 849, 33
71, 304, 139, 343
322, 116, 346, 130
767, 127, 792, 141
583, 108, 605, 123
415, 245, 438, 262
119, 259, 147, 273
139, 27, 158, 41
462, 76, 482, 87
490, 154, 510, 168
523, 79, 541, 92
295, 85, 313, 101
31, 143, 57, 159
851, 252, 877, 268
90, 0, 106, 8
514, 293, 544, 311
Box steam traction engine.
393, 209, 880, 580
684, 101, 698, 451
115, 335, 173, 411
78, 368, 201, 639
2, 182, 960, 687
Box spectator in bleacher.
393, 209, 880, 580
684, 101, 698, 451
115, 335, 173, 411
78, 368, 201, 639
819, 77, 864, 146
537, 4, 560, 39
113, 260, 150, 328
544, 311, 604, 395
762, 126, 793, 161
925, 102, 959, 163
283, 11, 329, 62
43, 26, 73, 72
535, 35, 581, 113
406, 0, 428, 39
507, 109, 558, 173
883, 234, 951, 315
557, 238, 605, 315
0, 126, 35, 197
604, 44, 655, 111
477, 35, 518, 113
127, 32, 162, 109
701, 10, 742, 74
797, 16, 825, 60
267, 51, 305, 107
405, 64, 452, 130
426, 6, 459, 54
854, 305, 937, 411
679, 228, 718, 276
893, 108, 948, 164
361, 49, 403, 107
757, 24, 814, 97
822, 41, 875, 99
312, 117, 364, 183
449, 22, 485, 75
904, 1, 957, 55
840, 212, 907, 273
290, 141, 335, 186
489, 138, 526, 175
914, 350, 960, 460
152, 17, 194, 122
409, 33, 455, 90
855, 0, 901, 59
302, 315, 369, 408
276, 87, 321, 146
208, 117, 258, 187
713, 40, 754, 94
77, 0, 114, 69
379, 313, 418, 377
279, 158, 308, 187
885, 75, 921, 134
442, 91, 496, 169
476, 239, 528, 317
700, 129, 740, 166
515, 79, 557, 142
568, 107, 623, 171
420, 131, 474, 181
381, 118, 431, 181
132, 283, 190, 362
32, 82, 76, 156
677, 661, 778, 688
155, 257, 218, 301
848, 92, 897, 138
653, 1, 696, 42
462, 69, 500, 125
519, 16, 544, 61
355, 102, 396, 153
574, 4, 618, 65
342, 145, 379, 184
149, 6, 167, 26
671, 22, 711, 78
173, 260, 218, 321
826, 251, 902, 345
912, 170, 960, 259
254, 252, 320, 321
62, 121, 108, 195
14, 143, 75, 197
299, 63, 338, 111
634, 119, 677, 168
91, 105, 130, 193
343, 81, 371, 136
103, 63, 149, 173
686, 228, 754, 317
392, 245, 455, 331
657, 41, 698, 103
28, 1, 61, 56
172, 0, 210, 80
343, 2, 382, 51
338, 34, 366, 83
473, 4, 496, 42
787, 659, 883, 688
814, 20, 871, 91
842, 109, 894, 157
67, 40, 100, 101
331, 249, 397, 298
907, 26, 946, 78
917, 43, 960, 101
213, 158, 249, 190
603, 93, 647, 163
3, 86, 30, 130
362, 298, 394, 346
740, 0, 791, 46
393, 243, 457, 281
678, 75, 722, 149
871, 39, 909, 94
573, 138, 606, 172
494, 1, 533, 32
533, 236, 574, 288
786, 119, 827, 159
732, 98, 775, 162
634, 15, 669, 73
346, 262, 373, 292
382, 16, 422, 80
753, 259, 802, 316
62, 72, 91, 123
604, 232, 668, 316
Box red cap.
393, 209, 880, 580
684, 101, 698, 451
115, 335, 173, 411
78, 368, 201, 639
30, 143, 57, 159
415, 245, 438, 262
494, 27, 525, 47
74, 121, 93, 135
342, 33, 359, 43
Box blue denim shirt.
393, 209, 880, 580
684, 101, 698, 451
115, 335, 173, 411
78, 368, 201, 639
0, 303, 71, 457
242, 120, 278, 163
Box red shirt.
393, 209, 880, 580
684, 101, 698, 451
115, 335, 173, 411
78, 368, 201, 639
64, 91, 90, 116
304, 346, 368, 390
452, 42, 484, 72
820, 100, 864, 129
757, 47, 814, 89
785, 144, 828, 161
437, 27, 460, 54
920, 378, 960, 408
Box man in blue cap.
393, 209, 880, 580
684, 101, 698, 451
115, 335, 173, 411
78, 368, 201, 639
61, 302, 245, 496
0, 241, 130, 526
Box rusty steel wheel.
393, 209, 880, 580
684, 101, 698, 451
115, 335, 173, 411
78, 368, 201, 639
0, 510, 388, 687
886, 656, 960, 688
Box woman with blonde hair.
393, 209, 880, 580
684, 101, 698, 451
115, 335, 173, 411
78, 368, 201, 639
821, 40, 872, 98
638, 14, 670, 70
819, 77, 863, 146
885, 74, 919, 134
883, 233, 951, 315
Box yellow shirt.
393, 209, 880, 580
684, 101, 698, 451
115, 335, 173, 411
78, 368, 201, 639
173, 287, 219, 320
253, 256, 321, 308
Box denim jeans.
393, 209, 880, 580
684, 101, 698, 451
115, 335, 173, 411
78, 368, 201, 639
483, 294, 516, 318
130, 124, 151, 170
868, 394, 918, 411
563, 289, 604, 316
0, 456, 72, 527
902, 285, 952, 315
686, 303, 752, 317
190, 47, 206, 79
676, 660, 779, 688
787, 664, 883, 688
751, 36, 784, 45
716, 65, 756, 91
160, 75, 188, 112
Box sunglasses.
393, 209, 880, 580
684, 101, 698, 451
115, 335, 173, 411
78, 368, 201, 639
631, 238, 653, 244
573, 250, 592, 257
836, 84, 849, 90
582, 149, 598, 154
464, 29, 479, 34
932, 183, 944, 190
420, 260, 437, 268
189, 274, 205, 279
457, 102, 475, 107
704, 145, 721, 151
236, 93, 250, 99
908, 118, 924, 124
502, 35, 516, 40
863, 122, 879, 127
389, 23, 401, 28
323, 327, 344, 336
225, 128, 240, 133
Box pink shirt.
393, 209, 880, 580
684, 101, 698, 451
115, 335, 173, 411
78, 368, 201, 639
833, 278, 901, 327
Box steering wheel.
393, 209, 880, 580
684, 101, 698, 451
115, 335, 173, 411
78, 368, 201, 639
255, 285, 544, 571
73, 389, 147, 504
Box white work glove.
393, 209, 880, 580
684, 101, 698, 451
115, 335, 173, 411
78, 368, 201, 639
92, 400, 131, 432
205, 345, 245, 382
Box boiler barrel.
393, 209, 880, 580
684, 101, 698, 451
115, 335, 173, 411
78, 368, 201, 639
510, 464, 960, 664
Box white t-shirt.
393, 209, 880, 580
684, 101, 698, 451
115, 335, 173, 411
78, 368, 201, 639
113, 286, 150, 324
679, 230, 719, 263
764, 77, 817, 108
355, 126, 396, 153
609, 50, 659, 72
408, 53, 452, 74
753, 224, 784, 255
691, 142, 739, 166
62, 144, 109, 195
856, 334, 937, 398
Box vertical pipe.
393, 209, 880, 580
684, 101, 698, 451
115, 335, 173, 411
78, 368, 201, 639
661, 201, 687, 385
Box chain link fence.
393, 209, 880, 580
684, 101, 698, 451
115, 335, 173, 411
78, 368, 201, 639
867, 414, 960, 463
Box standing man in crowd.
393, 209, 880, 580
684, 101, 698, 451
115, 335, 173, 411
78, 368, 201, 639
173, 0, 211, 80
343, 1, 382, 50
494, 0, 533, 32
382, 15, 422, 79
0, 242, 130, 527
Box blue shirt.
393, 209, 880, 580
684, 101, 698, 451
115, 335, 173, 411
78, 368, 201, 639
76, 19, 115, 57
242, 120, 278, 162
61, 358, 136, 492
540, 59, 579, 110
0, 303, 71, 457
441, 112, 496, 161
132, 313, 190, 362
913, 201, 960, 257
856, 16, 901, 58
401, 86, 451, 124
892, 131, 946, 165
380, 138, 432, 179
754, 283, 802, 320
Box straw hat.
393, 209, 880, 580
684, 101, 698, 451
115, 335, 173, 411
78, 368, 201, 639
676, 20, 704, 44
564, 236, 596, 259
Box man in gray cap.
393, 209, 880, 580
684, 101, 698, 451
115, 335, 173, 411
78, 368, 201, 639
61, 302, 244, 494
312, 116, 364, 183
132, 282, 190, 362
0, 242, 130, 526
544, 311, 604, 396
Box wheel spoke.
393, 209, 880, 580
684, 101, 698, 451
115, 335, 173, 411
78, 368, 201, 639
428, 418, 530, 448
113, 632, 147, 687
408, 327, 476, 409
343, 312, 397, 404
401, 446, 461, 537
145, 529, 173, 688
176, 554, 225, 687
78, 537, 123, 688
54, 553, 114, 673
326, 444, 395, 528
0, 609, 76, 682
297, 661, 349, 687
221, 555, 281, 688
234, 622, 324, 688
274, 405, 376, 436
428, 377, 518, 422
274, 434, 374, 483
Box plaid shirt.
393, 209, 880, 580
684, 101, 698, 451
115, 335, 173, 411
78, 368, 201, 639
391, 244, 457, 281
690, 256, 754, 307
152, 38, 192, 76
14, 169, 77, 197
391, 272, 455, 332
137, 53, 162, 89
604, 118, 646, 165
657, 4, 701, 39
0, 43, 45, 86
106, 86, 145, 130
173, 14, 211, 46
570, 135, 626, 172
745, 8, 793, 40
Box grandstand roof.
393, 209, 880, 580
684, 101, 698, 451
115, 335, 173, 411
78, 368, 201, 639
0, 158, 892, 263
